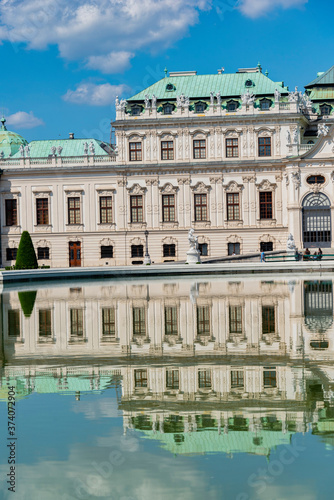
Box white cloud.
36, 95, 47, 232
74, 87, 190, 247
6, 111, 44, 129
86, 51, 135, 74
62, 82, 130, 106
238, 0, 308, 18
0, 0, 210, 69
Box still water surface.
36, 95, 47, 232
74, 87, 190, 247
0, 276, 333, 499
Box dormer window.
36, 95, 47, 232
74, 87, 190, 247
195, 102, 206, 113
163, 103, 174, 115
320, 104, 331, 116
260, 99, 271, 111
131, 105, 142, 116
227, 100, 238, 112
166, 83, 175, 92
245, 79, 254, 87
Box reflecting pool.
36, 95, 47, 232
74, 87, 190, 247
0, 276, 333, 499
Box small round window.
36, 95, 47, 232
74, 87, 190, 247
245, 79, 254, 87
307, 175, 325, 185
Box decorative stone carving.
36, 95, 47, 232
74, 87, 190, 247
191, 181, 210, 193
186, 228, 201, 264
160, 182, 178, 194
242, 175, 256, 183
286, 130, 291, 145
127, 183, 146, 195
241, 90, 255, 106
256, 179, 276, 191
115, 96, 127, 111
292, 127, 299, 144
145, 178, 158, 186
117, 178, 127, 187
176, 94, 189, 108
317, 123, 329, 137
290, 171, 301, 190
286, 233, 296, 252
224, 180, 243, 192
309, 183, 323, 194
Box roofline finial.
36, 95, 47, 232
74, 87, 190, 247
164, 67, 168, 78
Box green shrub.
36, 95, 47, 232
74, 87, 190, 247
15, 231, 38, 270
18, 291, 37, 317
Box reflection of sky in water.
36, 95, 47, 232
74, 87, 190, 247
0, 277, 334, 499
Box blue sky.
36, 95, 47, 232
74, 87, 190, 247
0, 0, 333, 142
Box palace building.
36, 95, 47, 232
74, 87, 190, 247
1, 64, 334, 267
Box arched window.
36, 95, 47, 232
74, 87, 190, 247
302, 193, 331, 247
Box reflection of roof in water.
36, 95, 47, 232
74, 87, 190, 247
138, 428, 292, 456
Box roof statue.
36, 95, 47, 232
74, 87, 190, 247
115, 96, 127, 111
83, 142, 88, 155
317, 123, 329, 137
57, 146, 63, 156
50, 146, 56, 156
89, 141, 95, 155
152, 94, 157, 108
274, 88, 281, 101
216, 91, 222, 106
210, 91, 214, 106
144, 94, 150, 109
19, 144, 25, 156
241, 89, 255, 106
24, 144, 30, 157
176, 93, 189, 108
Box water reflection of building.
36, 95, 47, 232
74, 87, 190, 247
1, 278, 334, 456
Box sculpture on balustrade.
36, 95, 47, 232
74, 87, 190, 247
274, 88, 281, 102
83, 142, 88, 155
216, 92, 222, 106
19, 145, 25, 156
241, 89, 255, 106
115, 96, 127, 111
317, 123, 329, 137
24, 145, 30, 157
50, 146, 56, 156
89, 141, 95, 155
186, 228, 201, 264
144, 94, 150, 109
176, 94, 189, 108
57, 146, 63, 156
152, 94, 157, 108
210, 91, 215, 106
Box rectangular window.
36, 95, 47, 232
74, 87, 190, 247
68, 197, 81, 224
228, 243, 240, 255
8, 310, 20, 337
131, 245, 143, 258
260, 242, 273, 252
102, 308, 116, 337
163, 244, 175, 257
161, 141, 174, 160
258, 137, 271, 156
134, 369, 147, 388
36, 198, 49, 225
5, 199, 17, 226
193, 139, 206, 159
164, 306, 178, 335
133, 307, 146, 336
162, 194, 175, 222
129, 142, 142, 161
262, 306, 275, 334
130, 195, 143, 223
227, 193, 240, 220
194, 193, 207, 221
37, 247, 50, 260
229, 306, 243, 334
231, 370, 244, 389
226, 138, 239, 158
100, 196, 112, 224
259, 192, 273, 219
70, 309, 84, 337
39, 309, 52, 337
198, 243, 208, 256
6, 248, 17, 261
197, 306, 210, 336
166, 369, 179, 389
263, 369, 277, 388
198, 370, 211, 389
101, 246, 113, 258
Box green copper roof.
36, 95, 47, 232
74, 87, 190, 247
0, 117, 28, 158
11, 138, 111, 158
306, 65, 334, 87
307, 88, 334, 101
139, 428, 292, 456
128, 71, 288, 101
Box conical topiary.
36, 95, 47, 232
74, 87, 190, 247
15, 231, 38, 270
18, 291, 37, 317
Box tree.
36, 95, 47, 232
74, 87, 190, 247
18, 291, 37, 317
15, 231, 38, 270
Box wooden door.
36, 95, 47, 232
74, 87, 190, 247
69, 242, 81, 267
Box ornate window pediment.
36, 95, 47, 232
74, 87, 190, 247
190, 129, 208, 138
162, 236, 177, 245
191, 181, 210, 193
100, 238, 114, 246
256, 179, 276, 191
224, 181, 243, 192
159, 182, 178, 194
127, 183, 146, 195
227, 234, 241, 244
37, 239, 50, 247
